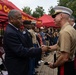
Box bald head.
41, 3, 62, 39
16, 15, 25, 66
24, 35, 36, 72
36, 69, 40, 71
68, 16, 75, 26
69, 16, 75, 22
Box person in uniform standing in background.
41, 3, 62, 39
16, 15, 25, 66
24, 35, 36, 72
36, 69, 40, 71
69, 15, 76, 73
69, 16, 76, 29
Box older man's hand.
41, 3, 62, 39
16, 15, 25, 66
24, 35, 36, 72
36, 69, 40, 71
41, 45, 49, 53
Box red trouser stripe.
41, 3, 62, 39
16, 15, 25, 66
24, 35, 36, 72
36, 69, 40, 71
74, 57, 76, 70
60, 65, 64, 75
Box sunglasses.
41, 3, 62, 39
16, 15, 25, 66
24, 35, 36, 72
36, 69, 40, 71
52, 12, 62, 18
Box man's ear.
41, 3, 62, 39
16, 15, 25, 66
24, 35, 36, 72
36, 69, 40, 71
9, 17, 14, 22
60, 13, 63, 19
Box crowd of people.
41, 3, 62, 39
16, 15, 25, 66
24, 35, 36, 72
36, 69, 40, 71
0, 5, 76, 75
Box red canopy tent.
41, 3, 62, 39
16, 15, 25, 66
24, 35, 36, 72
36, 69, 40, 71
38, 14, 58, 28
0, 0, 42, 23
0, 0, 34, 21
0, 0, 42, 31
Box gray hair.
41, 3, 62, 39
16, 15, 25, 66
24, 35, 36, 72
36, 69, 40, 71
8, 9, 20, 19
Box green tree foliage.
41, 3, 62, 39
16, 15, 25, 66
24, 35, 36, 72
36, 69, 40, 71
32, 6, 45, 18
22, 6, 32, 15
58, 0, 76, 17
58, 0, 70, 6
48, 6, 55, 15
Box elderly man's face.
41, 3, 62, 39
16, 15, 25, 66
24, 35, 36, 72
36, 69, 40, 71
54, 13, 62, 26
10, 12, 23, 28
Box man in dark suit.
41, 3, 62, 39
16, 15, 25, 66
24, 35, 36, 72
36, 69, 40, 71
3, 9, 48, 75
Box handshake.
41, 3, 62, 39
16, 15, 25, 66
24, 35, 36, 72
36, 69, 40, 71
41, 45, 51, 53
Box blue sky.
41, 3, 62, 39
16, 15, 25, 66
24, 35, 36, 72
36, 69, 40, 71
8, 0, 58, 14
